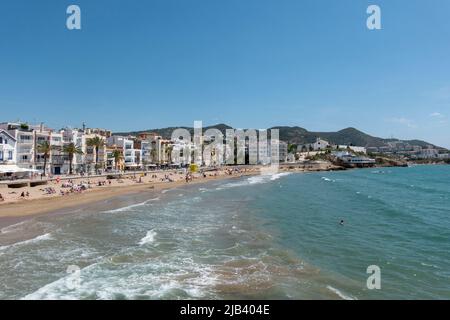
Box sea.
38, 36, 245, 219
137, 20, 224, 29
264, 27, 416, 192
0, 165, 449, 300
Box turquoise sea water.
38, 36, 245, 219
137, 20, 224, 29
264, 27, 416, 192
0, 165, 449, 299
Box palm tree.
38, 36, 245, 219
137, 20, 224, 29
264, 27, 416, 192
36, 141, 53, 176
150, 148, 157, 164
111, 149, 122, 171
63, 143, 83, 175
288, 144, 297, 154
86, 136, 105, 172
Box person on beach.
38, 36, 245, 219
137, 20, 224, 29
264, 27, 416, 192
0, 193, 4, 202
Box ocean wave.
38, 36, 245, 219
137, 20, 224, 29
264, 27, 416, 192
138, 230, 157, 246
0, 233, 53, 251
217, 172, 292, 190
321, 177, 335, 182
0, 220, 29, 234
103, 198, 160, 213
420, 262, 440, 269
326, 285, 355, 300
22, 254, 218, 300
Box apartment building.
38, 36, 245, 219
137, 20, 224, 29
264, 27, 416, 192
0, 129, 16, 164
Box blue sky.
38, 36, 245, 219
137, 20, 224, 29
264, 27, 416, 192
0, 0, 449, 147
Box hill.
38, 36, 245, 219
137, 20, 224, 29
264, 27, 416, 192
114, 124, 442, 149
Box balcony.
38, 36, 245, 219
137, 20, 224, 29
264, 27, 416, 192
17, 158, 32, 164
18, 140, 33, 145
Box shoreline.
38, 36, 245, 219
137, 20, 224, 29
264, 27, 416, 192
0, 162, 345, 224
0, 170, 260, 223
0, 161, 373, 224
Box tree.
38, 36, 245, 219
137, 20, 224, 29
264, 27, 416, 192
63, 143, 83, 175
288, 143, 297, 154
36, 141, 53, 176
150, 148, 158, 164
86, 136, 105, 172
111, 149, 122, 171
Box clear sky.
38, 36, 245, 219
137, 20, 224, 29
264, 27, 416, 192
1, 0, 449, 147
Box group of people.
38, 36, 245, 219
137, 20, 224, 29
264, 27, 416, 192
59, 180, 93, 196
96, 180, 111, 187
43, 187, 57, 195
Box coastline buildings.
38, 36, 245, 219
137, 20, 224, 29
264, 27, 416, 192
1, 120, 447, 176
332, 151, 375, 167
0, 122, 111, 175
367, 142, 449, 160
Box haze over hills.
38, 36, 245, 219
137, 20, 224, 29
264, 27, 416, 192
115, 124, 444, 149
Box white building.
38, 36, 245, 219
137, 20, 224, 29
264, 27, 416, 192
0, 129, 16, 165
60, 128, 85, 174
336, 153, 375, 167
337, 145, 367, 154
107, 136, 140, 170
298, 138, 330, 152
0, 123, 36, 170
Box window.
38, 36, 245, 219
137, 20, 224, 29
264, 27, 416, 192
8, 151, 13, 160
22, 155, 28, 160
0, 137, 3, 144
0, 151, 3, 161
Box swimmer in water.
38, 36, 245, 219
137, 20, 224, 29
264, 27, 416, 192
340, 220, 344, 226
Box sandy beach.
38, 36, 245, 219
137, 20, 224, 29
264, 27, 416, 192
0, 168, 261, 219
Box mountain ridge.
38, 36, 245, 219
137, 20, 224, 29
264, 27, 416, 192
114, 124, 443, 149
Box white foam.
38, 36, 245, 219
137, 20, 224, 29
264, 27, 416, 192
269, 172, 291, 181
0, 220, 29, 234
0, 233, 53, 251
421, 262, 439, 269
321, 177, 335, 182
217, 172, 292, 190
138, 230, 157, 246
22, 253, 218, 300
103, 198, 159, 213
22, 262, 99, 300
326, 285, 355, 300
